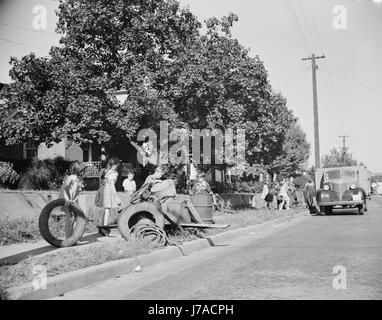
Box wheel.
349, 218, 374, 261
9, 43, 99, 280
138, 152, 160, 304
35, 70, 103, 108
39, 198, 86, 247
364, 200, 368, 212
358, 204, 364, 215
214, 194, 225, 211
325, 206, 333, 215
319, 206, 326, 216
117, 202, 165, 242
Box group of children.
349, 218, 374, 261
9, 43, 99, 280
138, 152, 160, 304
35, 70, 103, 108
60, 160, 215, 235
64, 159, 314, 239
260, 177, 298, 211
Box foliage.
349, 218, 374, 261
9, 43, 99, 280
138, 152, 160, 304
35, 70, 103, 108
232, 180, 265, 193
321, 148, 358, 168
292, 174, 312, 190
270, 123, 310, 176
0, 162, 19, 189
0, 287, 9, 300
0, 0, 306, 174
18, 157, 72, 190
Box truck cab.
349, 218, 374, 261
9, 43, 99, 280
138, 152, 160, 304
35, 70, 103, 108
315, 166, 368, 215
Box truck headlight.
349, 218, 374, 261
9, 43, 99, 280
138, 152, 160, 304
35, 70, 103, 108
324, 185, 330, 191
350, 183, 356, 190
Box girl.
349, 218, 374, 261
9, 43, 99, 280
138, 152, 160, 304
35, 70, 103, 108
261, 183, 269, 208
59, 161, 84, 238
101, 157, 122, 228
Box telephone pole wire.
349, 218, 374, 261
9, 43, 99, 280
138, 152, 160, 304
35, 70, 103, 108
302, 53, 326, 169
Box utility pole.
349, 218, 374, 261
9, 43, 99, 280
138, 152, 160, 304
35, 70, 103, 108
339, 135, 349, 165
302, 53, 325, 169
339, 135, 349, 154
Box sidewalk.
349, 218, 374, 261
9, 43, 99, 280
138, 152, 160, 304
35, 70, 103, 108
0, 231, 121, 265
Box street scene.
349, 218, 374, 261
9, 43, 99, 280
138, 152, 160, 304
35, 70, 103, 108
0, 0, 381, 303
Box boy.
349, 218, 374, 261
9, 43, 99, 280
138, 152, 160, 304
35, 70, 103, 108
191, 172, 212, 194
122, 171, 136, 200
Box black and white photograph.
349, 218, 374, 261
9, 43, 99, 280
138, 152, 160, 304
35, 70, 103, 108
0, 0, 381, 305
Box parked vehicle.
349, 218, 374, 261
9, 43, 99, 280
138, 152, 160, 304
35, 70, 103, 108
315, 166, 369, 215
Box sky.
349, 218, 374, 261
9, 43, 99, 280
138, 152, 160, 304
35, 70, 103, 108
0, 0, 381, 172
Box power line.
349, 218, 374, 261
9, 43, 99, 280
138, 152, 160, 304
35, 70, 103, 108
0, 36, 49, 51
284, 0, 311, 55
0, 22, 58, 37
302, 0, 338, 112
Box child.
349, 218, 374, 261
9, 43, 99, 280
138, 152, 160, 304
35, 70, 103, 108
191, 172, 212, 194
278, 178, 290, 211
58, 161, 84, 238
122, 171, 136, 201
265, 183, 275, 210
261, 183, 269, 208
101, 157, 122, 228
144, 166, 164, 187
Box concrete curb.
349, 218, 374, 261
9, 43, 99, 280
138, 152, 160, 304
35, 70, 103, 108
8, 210, 310, 300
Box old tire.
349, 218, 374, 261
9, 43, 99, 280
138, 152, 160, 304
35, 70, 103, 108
364, 200, 368, 212
319, 206, 326, 216
39, 198, 86, 247
117, 202, 165, 242
358, 204, 364, 215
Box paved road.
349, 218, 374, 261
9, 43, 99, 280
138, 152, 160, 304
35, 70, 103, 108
53, 197, 382, 300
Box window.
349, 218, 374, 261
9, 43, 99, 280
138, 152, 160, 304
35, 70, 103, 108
341, 168, 357, 181
82, 143, 89, 162
24, 140, 38, 159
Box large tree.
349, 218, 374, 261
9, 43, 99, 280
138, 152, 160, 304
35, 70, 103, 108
0, 0, 307, 171
269, 123, 310, 176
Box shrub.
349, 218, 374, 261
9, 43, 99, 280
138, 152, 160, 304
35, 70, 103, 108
293, 174, 312, 190
232, 180, 265, 193
0, 162, 19, 189
0, 287, 9, 300
18, 157, 72, 190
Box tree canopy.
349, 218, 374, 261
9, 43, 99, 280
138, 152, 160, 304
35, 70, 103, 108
321, 148, 359, 168
0, 0, 309, 175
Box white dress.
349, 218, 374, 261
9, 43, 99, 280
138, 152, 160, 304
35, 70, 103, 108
103, 169, 121, 209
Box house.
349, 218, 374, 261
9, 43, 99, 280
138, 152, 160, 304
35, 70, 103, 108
0, 87, 140, 182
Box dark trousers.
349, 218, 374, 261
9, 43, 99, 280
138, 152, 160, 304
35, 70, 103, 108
304, 188, 315, 209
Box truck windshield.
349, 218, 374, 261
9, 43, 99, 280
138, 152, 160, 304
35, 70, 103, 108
341, 168, 357, 181
325, 170, 340, 180
324, 168, 357, 182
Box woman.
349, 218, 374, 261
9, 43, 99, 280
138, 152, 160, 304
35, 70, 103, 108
101, 157, 122, 228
